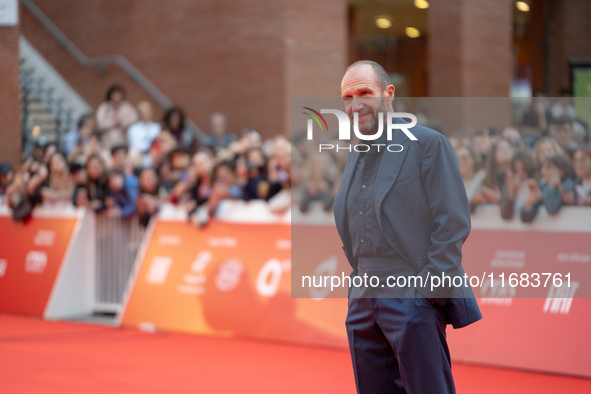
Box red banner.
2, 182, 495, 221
120, 212, 591, 377
120, 220, 348, 348
449, 229, 591, 378
0, 215, 78, 315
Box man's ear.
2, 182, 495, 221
384, 85, 395, 105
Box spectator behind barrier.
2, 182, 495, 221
62, 114, 97, 158
137, 168, 161, 227
482, 138, 515, 202
127, 101, 161, 165
572, 146, 591, 206
162, 106, 197, 151
454, 144, 490, 212
299, 153, 334, 213
96, 85, 138, 150
521, 155, 576, 222
532, 137, 566, 171
500, 150, 537, 220
522, 88, 549, 134
40, 153, 74, 208
552, 117, 580, 156
548, 88, 577, 123
82, 154, 109, 212
186, 152, 214, 227
202, 112, 238, 151
0, 163, 14, 198
105, 169, 138, 219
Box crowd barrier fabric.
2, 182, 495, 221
120, 201, 348, 348
0, 206, 95, 318
119, 202, 591, 377
447, 205, 591, 378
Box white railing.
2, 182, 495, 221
20, 36, 92, 134
94, 214, 144, 313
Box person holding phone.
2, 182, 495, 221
499, 150, 537, 220
521, 155, 576, 222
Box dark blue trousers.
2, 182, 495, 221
346, 296, 455, 394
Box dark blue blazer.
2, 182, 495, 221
334, 120, 482, 329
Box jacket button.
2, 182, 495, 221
361, 239, 365, 243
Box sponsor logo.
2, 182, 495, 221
158, 235, 182, 246
489, 250, 526, 269
543, 282, 580, 314
215, 258, 244, 292
178, 251, 212, 295
25, 251, 48, 274
33, 230, 56, 247
145, 256, 173, 285
207, 237, 238, 248
255, 258, 291, 297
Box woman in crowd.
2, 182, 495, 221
499, 150, 537, 220
239, 148, 269, 201
63, 114, 97, 158
455, 145, 488, 210
40, 153, 74, 207
96, 85, 138, 150
105, 169, 137, 219
162, 107, 196, 151
5, 158, 48, 220
572, 146, 591, 206
532, 137, 566, 170
136, 167, 162, 227
209, 162, 242, 207
187, 151, 214, 209
521, 155, 576, 222
299, 153, 334, 213
186, 152, 215, 227
483, 138, 515, 195
82, 154, 109, 212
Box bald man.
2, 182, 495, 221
333, 60, 482, 393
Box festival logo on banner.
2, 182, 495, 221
121, 220, 349, 348
0, 215, 78, 315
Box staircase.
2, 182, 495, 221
19, 36, 92, 151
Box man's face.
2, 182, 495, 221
112, 150, 127, 169
211, 115, 227, 137
554, 123, 573, 145
138, 104, 153, 122
340, 65, 394, 134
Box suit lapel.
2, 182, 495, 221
334, 149, 360, 249
373, 124, 411, 232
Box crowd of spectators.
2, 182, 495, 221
290, 90, 591, 223
1, 85, 590, 225
0, 84, 292, 226
450, 90, 591, 222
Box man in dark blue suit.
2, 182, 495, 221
334, 61, 482, 393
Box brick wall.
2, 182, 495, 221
0, 8, 22, 166
547, 0, 591, 95
428, 0, 512, 132
20, 0, 347, 139
429, 0, 512, 98
284, 0, 347, 134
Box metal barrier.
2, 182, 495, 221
94, 215, 144, 313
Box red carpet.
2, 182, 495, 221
1, 313, 590, 393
